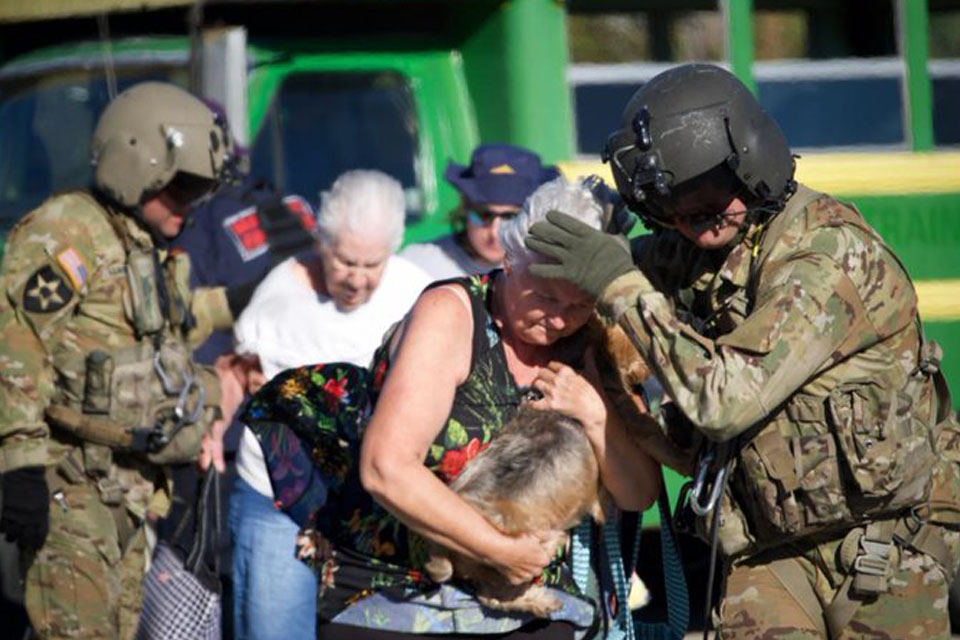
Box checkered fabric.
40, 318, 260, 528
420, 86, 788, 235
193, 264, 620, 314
135, 543, 221, 640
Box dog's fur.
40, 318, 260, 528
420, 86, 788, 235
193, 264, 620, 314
424, 321, 695, 617
424, 406, 604, 617
595, 319, 698, 475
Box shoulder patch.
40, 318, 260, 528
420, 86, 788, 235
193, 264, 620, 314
56, 247, 89, 290
222, 195, 316, 262
22, 266, 73, 313
223, 204, 268, 262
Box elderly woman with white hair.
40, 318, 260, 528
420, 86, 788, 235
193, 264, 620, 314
224, 169, 430, 640
243, 176, 660, 640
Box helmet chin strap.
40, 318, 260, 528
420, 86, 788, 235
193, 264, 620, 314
91, 186, 166, 245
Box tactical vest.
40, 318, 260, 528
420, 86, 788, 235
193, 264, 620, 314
698, 186, 950, 559
46, 202, 219, 472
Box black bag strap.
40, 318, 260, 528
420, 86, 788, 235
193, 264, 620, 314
184, 467, 222, 595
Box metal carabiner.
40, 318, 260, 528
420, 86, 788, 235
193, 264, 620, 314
173, 372, 206, 425
689, 447, 728, 517
153, 351, 184, 396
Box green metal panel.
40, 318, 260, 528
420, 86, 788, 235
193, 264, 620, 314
459, 0, 573, 163
900, 0, 935, 150
722, 0, 756, 94
843, 192, 960, 281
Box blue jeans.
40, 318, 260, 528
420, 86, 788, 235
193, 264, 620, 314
229, 476, 317, 640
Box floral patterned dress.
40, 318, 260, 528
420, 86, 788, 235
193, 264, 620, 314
242, 273, 597, 634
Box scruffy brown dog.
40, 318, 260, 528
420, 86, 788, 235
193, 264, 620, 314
424, 405, 605, 617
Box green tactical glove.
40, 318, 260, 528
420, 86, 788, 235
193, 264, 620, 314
525, 210, 636, 300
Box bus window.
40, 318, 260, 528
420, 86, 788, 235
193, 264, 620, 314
567, 9, 726, 156
566, 5, 923, 154
572, 81, 641, 157
249, 71, 422, 219
933, 72, 960, 146
570, 59, 908, 154
931, 10, 960, 147
756, 61, 905, 149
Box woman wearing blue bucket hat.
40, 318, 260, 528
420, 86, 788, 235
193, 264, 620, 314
401, 144, 560, 280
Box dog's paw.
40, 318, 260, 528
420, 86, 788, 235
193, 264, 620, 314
479, 585, 562, 618
628, 571, 650, 610
423, 555, 454, 583
522, 590, 562, 618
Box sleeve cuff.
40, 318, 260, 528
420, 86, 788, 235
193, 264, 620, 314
597, 270, 655, 322
0, 440, 50, 473
191, 286, 234, 333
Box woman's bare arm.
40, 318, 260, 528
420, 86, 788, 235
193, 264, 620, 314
359, 287, 556, 584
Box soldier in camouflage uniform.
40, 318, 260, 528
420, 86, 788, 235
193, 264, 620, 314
0, 83, 243, 640
525, 64, 960, 639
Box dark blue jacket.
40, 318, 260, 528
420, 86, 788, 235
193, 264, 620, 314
172, 177, 314, 450
174, 177, 314, 367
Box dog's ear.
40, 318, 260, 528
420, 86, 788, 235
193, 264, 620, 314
589, 498, 606, 524
602, 323, 651, 388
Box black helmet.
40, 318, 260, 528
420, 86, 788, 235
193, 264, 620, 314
603, 64, 795, 228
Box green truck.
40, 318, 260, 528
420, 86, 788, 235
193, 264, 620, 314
0, 0, 573, 248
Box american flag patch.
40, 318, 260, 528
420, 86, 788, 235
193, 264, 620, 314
56, 247, 88, 290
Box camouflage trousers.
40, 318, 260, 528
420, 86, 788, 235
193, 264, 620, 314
716, 534, 952, 640
23, 477, 148, 640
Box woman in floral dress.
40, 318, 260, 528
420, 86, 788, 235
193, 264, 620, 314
244, 177, 661, 639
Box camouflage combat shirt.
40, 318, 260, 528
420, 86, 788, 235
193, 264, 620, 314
0, 192, 232, 495
599, 183, 922, 444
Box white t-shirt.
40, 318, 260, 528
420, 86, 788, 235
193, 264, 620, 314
399, 233, 497, 281
234, 255, 430, 496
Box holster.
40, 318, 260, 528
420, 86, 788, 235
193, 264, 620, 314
46, 398, 212, 466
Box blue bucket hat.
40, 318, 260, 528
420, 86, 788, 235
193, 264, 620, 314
445, 144, 560, 207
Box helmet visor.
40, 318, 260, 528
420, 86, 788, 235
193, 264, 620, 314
164, 171, 218, 209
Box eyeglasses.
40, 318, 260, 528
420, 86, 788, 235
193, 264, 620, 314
671, 210, 730, 228
662, 201, 780, 232
467, 208, 519, 227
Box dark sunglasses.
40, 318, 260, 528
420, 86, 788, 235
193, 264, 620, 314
467, 208, 519, 227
